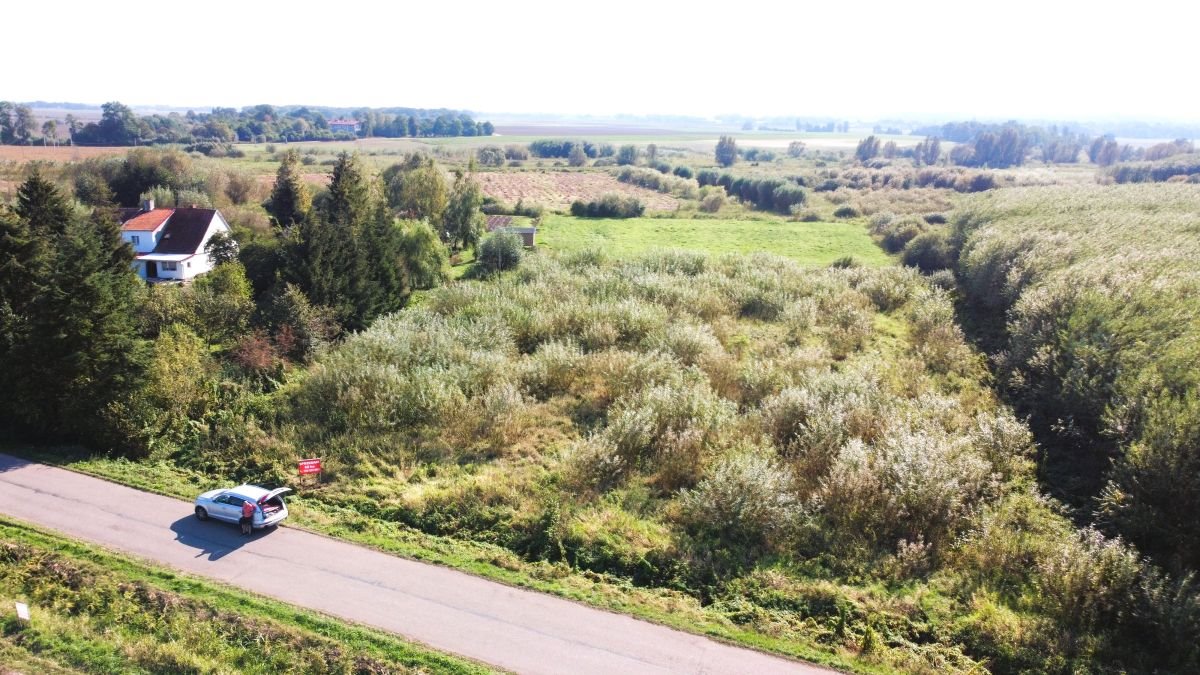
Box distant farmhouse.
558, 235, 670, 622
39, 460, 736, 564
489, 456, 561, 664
118, 200, 232, 281
486, 215, 537, 247
328, 118, 361, 134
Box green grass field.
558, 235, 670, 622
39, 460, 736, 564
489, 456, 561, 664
534, 214, 893, 266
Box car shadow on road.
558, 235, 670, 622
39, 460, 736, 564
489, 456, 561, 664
169, 514, 276, 562
0, 453, 32, 473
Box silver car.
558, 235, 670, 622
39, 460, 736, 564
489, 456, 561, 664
194, 484, 291, 530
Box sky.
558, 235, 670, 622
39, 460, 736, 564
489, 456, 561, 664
8, 0, 1199, 122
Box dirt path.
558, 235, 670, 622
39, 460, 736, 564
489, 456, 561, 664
0, 454, 829, 674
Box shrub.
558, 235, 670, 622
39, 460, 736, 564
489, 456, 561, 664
600, 378, 737, 489
476, 145, 506, 167
696, 169, 720, 187
700, 189, 726, 213
880, 217, 926, 253
477, 230, 524, 273
817, 427, 995, 552
679, 447, 798, 553
833, 205, 860, 218
570, 194, 645, 218
906, 288, 972, 374
672, 165, 694, 179
902, 230, 957, 272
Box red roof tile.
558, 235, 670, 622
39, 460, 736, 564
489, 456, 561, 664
486, 215, 513, 231
121, 208, 173, 232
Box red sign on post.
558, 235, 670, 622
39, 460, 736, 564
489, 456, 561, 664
298, 458, 322, 476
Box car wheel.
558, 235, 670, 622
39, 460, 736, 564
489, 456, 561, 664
195, 506, 209, 521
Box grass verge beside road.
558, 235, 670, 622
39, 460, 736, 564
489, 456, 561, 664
0, 515, 496, 674
9, 448, 866, 673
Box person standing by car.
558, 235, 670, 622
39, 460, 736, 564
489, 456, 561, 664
240, 499, 256, 535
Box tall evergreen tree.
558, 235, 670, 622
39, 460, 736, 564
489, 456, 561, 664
0, 173, 145, 444
290, 152, 407, 329
267, 149, 313, 227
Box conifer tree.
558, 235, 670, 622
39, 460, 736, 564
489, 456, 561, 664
1, 172, 145, 444
267, 150, 312, 227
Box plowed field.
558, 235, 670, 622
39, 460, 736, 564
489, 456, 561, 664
475, 171, 680, 211
0, 145, 126, 162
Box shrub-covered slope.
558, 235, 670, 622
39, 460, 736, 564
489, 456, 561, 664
950, 184, 1200, 572
268, 251, 1195, 672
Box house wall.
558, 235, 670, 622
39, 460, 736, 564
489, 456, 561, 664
175, 212, 231, 280
122, 229, 161, 254
136, 259, 188, 280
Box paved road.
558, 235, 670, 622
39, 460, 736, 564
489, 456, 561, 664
0, 454, 827, 674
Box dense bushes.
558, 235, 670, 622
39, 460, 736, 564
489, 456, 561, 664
287, 250, 1197, 670
570, 194, 645, 218
715, 175, 808, 213
1107, 153, 1200, 183
952, 184, 1200, 574
614, 166, 698, 199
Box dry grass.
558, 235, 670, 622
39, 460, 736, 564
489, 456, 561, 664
0, 145, 126, 163
475, 171, 681, 211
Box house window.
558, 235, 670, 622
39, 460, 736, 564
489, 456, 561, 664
130, 235, 140, 245
162, 261, 178, 271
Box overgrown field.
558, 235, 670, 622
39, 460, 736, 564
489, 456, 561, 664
0, 518, 492, 674
941, 184, 1200, 571
536, 215, 893, 266
32, 251, 1200, 673
474, 171, 680, 211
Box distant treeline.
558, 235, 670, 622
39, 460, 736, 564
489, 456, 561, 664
905, 122, 1089, 168
0, 100, 493, 146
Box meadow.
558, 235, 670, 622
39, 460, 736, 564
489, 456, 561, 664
536, 214, 894, 266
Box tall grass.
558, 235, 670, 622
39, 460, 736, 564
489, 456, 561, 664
280, 250, 1197, 672
952, 183, 1200, 575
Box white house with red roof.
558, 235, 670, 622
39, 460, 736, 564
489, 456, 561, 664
328, 118, 361, 134
118, 200, 232, 281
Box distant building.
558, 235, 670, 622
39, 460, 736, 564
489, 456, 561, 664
118, 200, 232, 281
328, 118, 361, 134
486, 215, 536, 247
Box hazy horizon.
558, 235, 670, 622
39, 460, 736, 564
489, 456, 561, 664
8, 0, 1200, 123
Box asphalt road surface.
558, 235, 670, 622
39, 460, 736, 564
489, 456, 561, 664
0, 454, 829, 674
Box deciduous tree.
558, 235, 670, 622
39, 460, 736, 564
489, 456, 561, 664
715, 136, 738, 167
443, 170, 485, 251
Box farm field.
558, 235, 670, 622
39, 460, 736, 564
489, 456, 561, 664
475, 171, 680, 211
535, 214, 893, 266
0, 145, 126, 162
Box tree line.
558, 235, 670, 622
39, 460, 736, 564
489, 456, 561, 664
0, 101, 494, 146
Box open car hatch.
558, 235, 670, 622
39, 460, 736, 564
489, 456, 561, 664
259, 487, 293, 503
